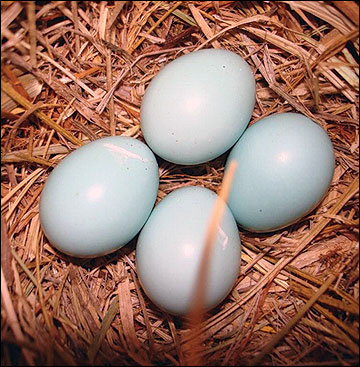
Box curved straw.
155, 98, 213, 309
184, 160, 238, 366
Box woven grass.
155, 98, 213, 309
1, 1, 359, 366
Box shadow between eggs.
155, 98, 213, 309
47, 233, 138, 271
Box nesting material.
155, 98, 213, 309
1, 1, 359, 366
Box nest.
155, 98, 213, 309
1, 1, 359, 366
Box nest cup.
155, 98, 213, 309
1, 1, 359, 366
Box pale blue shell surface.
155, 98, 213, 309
225, 113, 335, 232
136, 186, 241, 316
141, 48, 256, 165
40, 136, 159, 257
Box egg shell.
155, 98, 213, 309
225, 113, 335, 232
140, 48, 256, 165
40, 136, 159, 258
136, 186, 241, 316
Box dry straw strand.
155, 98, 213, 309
184, 160, 237, 366
249, 273, 338, 366
1, 80, 83, 146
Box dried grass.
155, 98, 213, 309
1, 1, 359, 366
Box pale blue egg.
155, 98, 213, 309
140, 48, 256, 165
136, 186, 241, 316
225, 113, 335, 232
40, 136, 159, 257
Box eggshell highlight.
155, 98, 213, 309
40, 136, 159, 258
140, 48, 256, 165
225, 113, 335, 232
136, 186, 241, 316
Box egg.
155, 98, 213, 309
225, 113, 335, 232
140, 48, 256, 165
40, 136, 159, 258
135, 186, 241, 316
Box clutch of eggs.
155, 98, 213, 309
225, 113, 335, 232
140, 48, 256, 165
40, 136, 159, 258
136, 186, 241, 316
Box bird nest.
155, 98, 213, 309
1, 1, 359, 366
